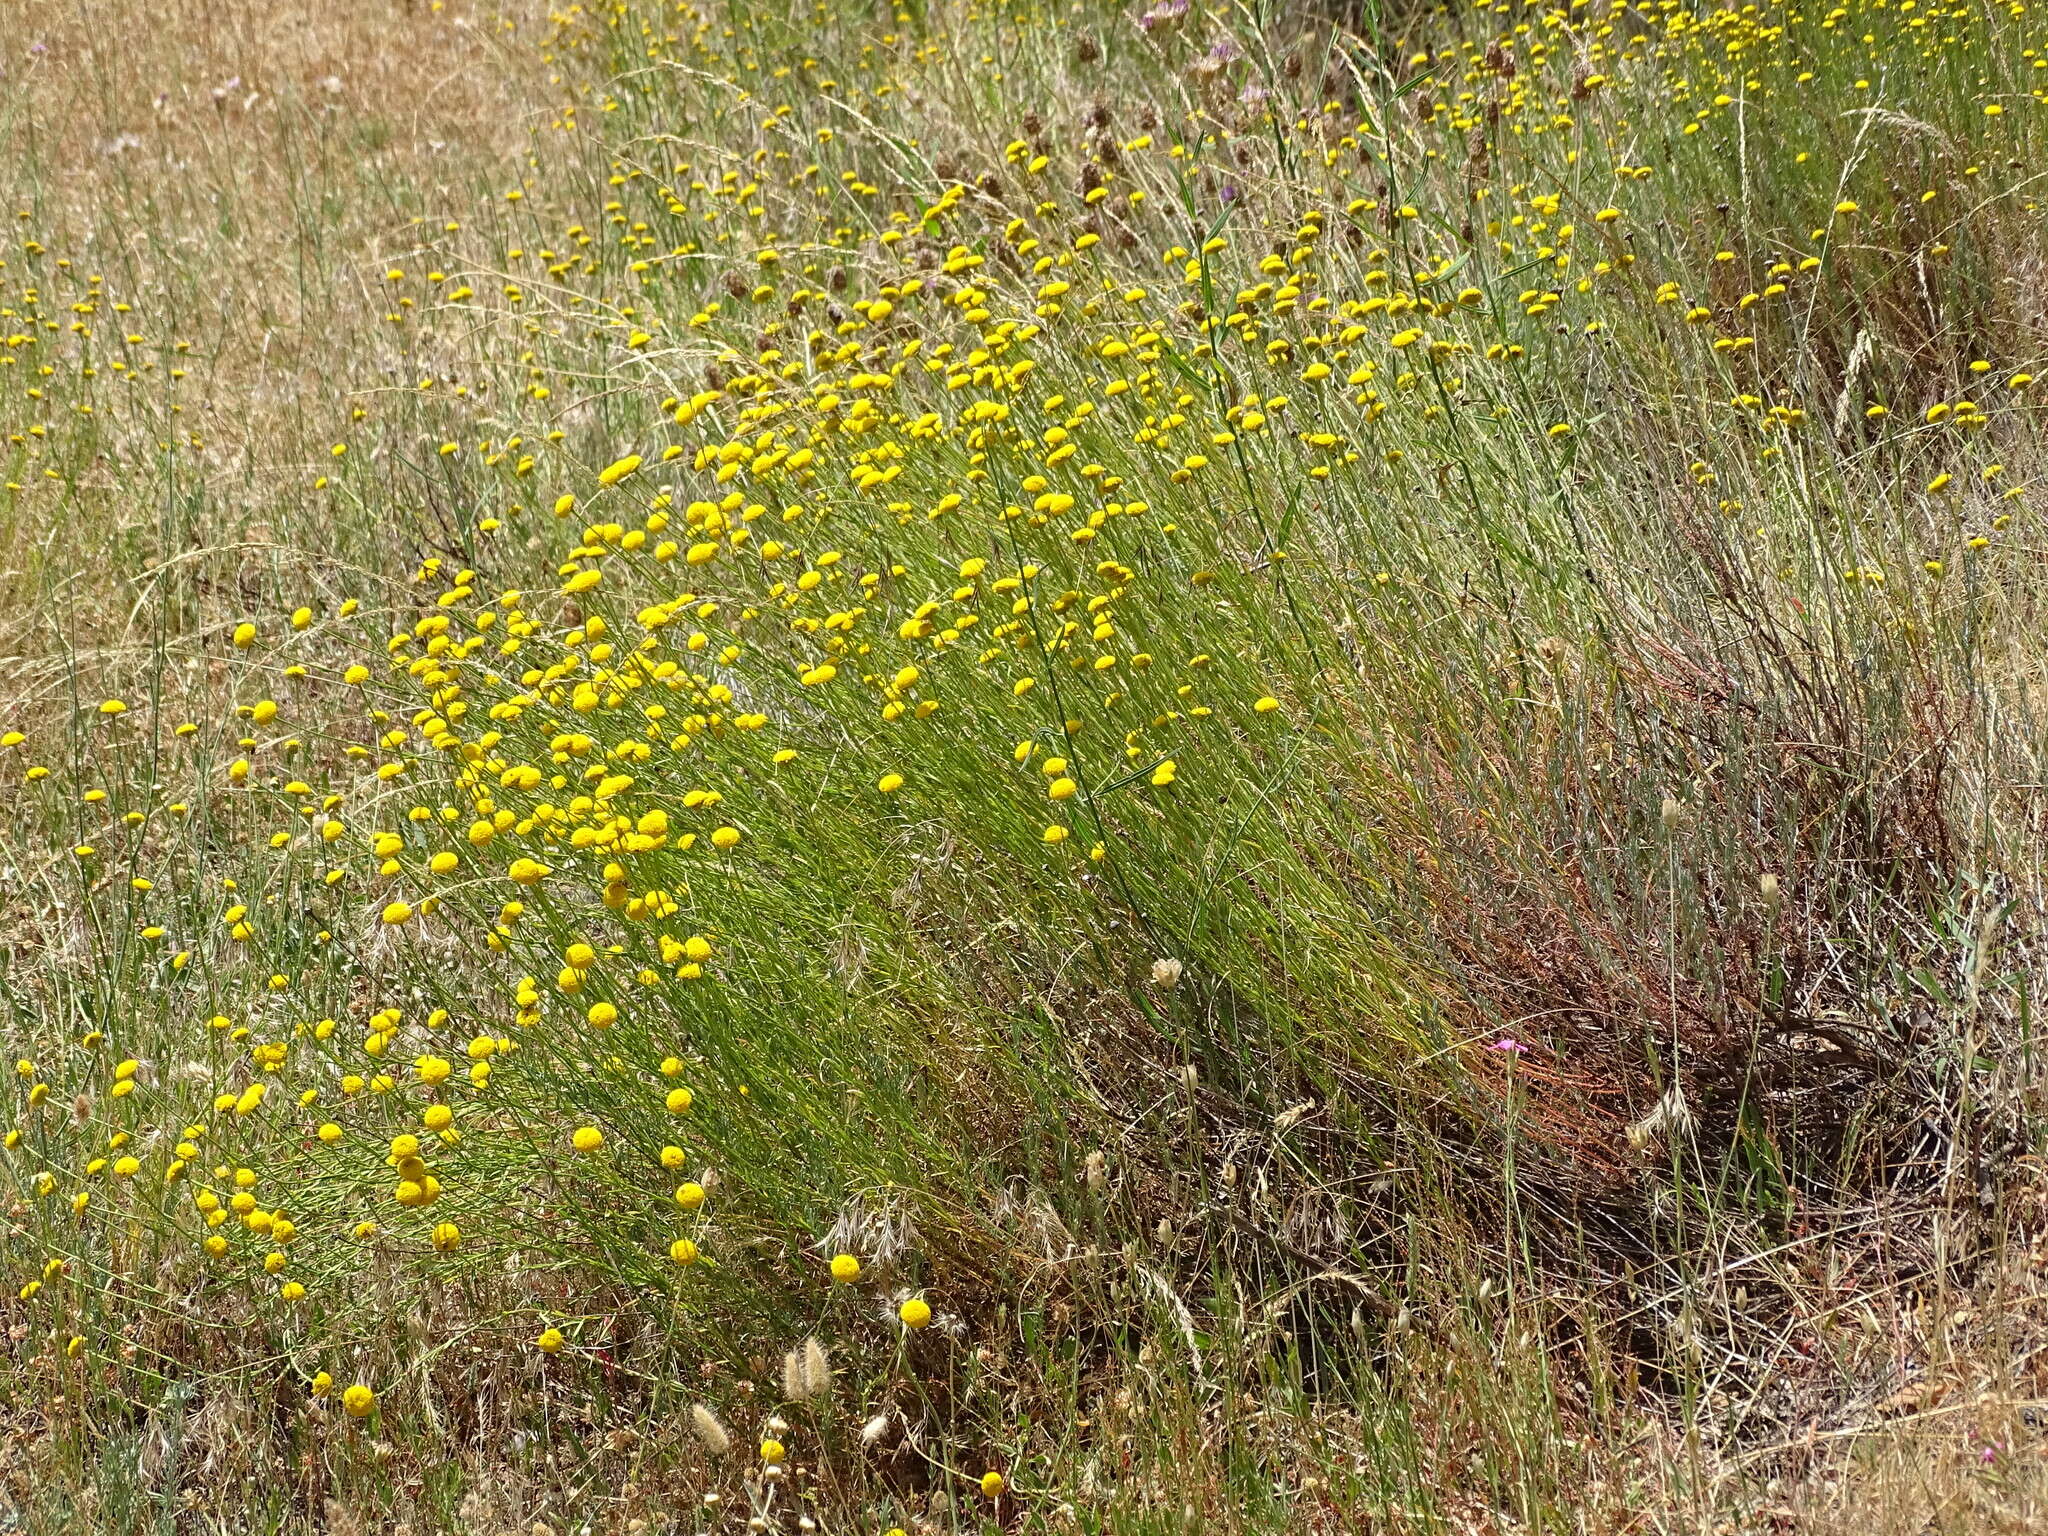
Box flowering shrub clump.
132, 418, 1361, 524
3, 0, 2046, 1521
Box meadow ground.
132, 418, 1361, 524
5, 0, 2048, 1530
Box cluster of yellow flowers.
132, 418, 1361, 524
2, 0, 2041, 1504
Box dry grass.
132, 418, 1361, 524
0, 0, 546, 642
4, 0, 540, 405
